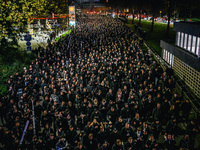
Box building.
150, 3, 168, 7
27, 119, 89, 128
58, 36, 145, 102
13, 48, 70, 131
75, 0, 107, 8
160, 22, 200, 99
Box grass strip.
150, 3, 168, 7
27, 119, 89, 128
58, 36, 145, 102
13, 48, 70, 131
126, 19, 176, 56
55, 29, 71, 41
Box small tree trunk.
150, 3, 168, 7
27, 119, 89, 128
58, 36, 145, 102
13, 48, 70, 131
132, 10, 135, 24
151, 11, 155, 32
139, 10, 142, 26
183, 7, 186, 21
166, 0, 171, 38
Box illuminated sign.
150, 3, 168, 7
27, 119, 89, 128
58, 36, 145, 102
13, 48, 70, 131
69, 6, 75, 26
69, 21, 76, 26
69, 6, 75, 12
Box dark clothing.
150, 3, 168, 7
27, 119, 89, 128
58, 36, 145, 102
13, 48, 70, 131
120, 127, 135, 142
45, 138, 57, 149
164, 139, 176, 150
152, 108, 162, 122
179, 138, 192, 149
151, 122, 162, 140
112, 143, 125, 150
84, 138, 98, 150
124, 141, 136, 150
66, 129, 77, 146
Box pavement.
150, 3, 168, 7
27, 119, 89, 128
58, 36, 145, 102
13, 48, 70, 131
18, 30, 70, 50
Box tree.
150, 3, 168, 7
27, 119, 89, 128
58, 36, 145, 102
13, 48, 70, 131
150, 0, 163, 32
0, 0, 52, 63
166, 0, 171, 37
134, 0, 145, 27
175, 0, 200, 20
127, 0, 136, 24
0, 0, 40, 39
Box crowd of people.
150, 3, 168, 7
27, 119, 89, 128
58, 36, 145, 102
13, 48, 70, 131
0, 14, 199, 150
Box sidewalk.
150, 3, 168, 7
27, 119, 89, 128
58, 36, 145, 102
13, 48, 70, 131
18, 30, 70, 50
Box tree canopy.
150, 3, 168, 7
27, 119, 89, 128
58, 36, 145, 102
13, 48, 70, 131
0, 0, 71, 40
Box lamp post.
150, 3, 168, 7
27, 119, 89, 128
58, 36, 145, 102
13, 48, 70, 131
132, 9, 134, 24
160, 11, 162, 18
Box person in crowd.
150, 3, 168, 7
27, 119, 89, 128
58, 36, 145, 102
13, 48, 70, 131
56, 136, 70, 150
163, 134, 176, 150
141, 122, 151, 143
121, 122, 135, 143
115, 116, 125, 132
179, 133, 192, 149
145, 134, 159, 150
186, 120, 199, 148
124, 137, 136, 150
112, 139, 124, 150
45, 133, 57, 149
98, 140, 109, 150
97, 126, 107, 145
83, 133, 98, 150
181, 99, 191, 121
151, 120, 162, 141
66, 125, 77, 147
75, 142, 88, 150
109, 128, 121, 148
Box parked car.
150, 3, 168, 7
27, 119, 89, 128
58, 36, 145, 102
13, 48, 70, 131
171, 18, 180, 22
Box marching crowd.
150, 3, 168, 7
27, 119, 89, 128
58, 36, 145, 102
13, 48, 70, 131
0, 14, 199, 150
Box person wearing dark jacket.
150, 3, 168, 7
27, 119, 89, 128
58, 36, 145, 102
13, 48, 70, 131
112, 139, 124, 150
124, 137, 136, 150
84, 133, 98, 150
45, 133, 57, 149
98, 141, 109, 150
120, 103, 130, 120
133, 127, 144, 150
42, 123, 54, 141
66, 125, 77, 147
141, 122, 151, 143
36, 137, 46, 150
97, 126, 107, 145
121, 122, 135, 143
179, 134, 192, 149
161, 98, 171, 123
109, 128, 121, 148
186, 120, 199, 149
107, 107, 118, 123
163, 134, 176, 150
75, 142, 88, 150
115, 116, 125, 132
74, 131, 85, 146
131, 113, 142, 129
151, 120, 162, 141
77, 113, 88, 130
105, 121, 114, 137
181, 99, 191, 121
84, 122, 95, 137
152, 103, 162, 122
165, 118, 179, 135
145, 134, 159, 150
56, 136, 70, 150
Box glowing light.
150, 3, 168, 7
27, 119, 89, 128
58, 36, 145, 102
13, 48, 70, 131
69, 6, 75, 12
